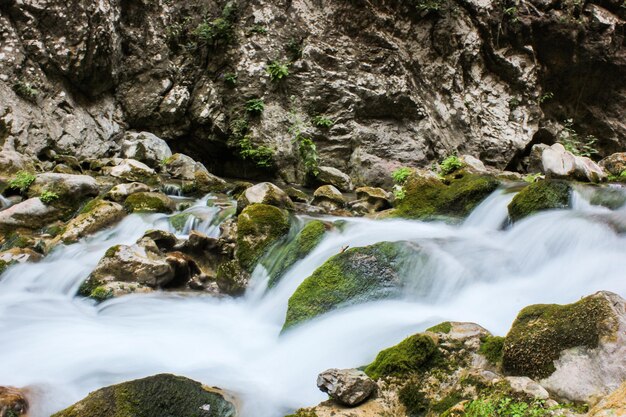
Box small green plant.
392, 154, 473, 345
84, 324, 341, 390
439, 155, 464, 175
523, 172, 542, 183
266, 61, 289, 81
504, 6, 519, 22
558, 119, 598, 158
8, 171, 36, 193
191, 3, 238, 48
223, 72, 237, 86
398, 383, 429, 417
392, 167, 412, 184
39, 190, 60, 204
245, 98, 265, 115
248, 24, 268, 34
238, 136, 274, 168
286, 38, 304, 61
393, 185, 406, 200
410, 0, 446, 12
465, 396, 555, 417
90, 286, 114, 302
538, 92, 554, 104
312, 115, 334, 128
12, 81, 38, 102
295, 133, 319, 177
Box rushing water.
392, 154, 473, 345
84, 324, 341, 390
1, 187, 626, 417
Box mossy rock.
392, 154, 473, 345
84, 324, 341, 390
364, 334, 439, 380
236, 203, 290, 271
507, 180, 570, 222
479, 335, 505, 365
170, 213, 192, 231
51, 374, 236, 417
124, 192, 175, 214
393, 173, 499, 220
502, 293, 618, 379
427, 321, 452, 334
265, 220, 328, 288
589, 187, 626, 210
282, 241, 416, 330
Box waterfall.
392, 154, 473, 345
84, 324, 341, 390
0, 189, 625, 417
0, 194, 12, 210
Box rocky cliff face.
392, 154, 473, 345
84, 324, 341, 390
1, 0, 624, 186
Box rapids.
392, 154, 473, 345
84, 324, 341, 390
1, 188, 625, 417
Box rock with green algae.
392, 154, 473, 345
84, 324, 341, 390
503, 291, 626, 403
124, 192, 176, 214
54, 199, 125, 244
364, 334, 440, 380
265, 220, 328, 288
282, 241, 419, 330
51, 374, 236, 417
236, 203, 290, 272
393, 173, 499, 220
507, 180, 570, 222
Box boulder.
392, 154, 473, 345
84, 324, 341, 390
502, 291, 626, 404
284, 187, 310, 203
507, 180, 570, 222
0, 247, 43, 264
236, 204, 290, 271
587, 381, 626, 417
124, 192, 176, 213
312, 185, 345, 211
316, 166, 354, 192
164, 154, 226, 194
236, 182, 294, 213
0, 386, 28, 417
56, 200, 125, 244
599, 153, 626, 176
51, 374, 236, 417
105, 159, 160, 184
120, 131, 172, 168
350, 187, 392, 214
106, 182, 151, 202
536, 143, 606, 183
0, 198, 62, 232
504, 377, 550, 400
317, 369, 376, 407
461, 155, 488, 173
27, 173, 99, 203
0, 150, 34, 175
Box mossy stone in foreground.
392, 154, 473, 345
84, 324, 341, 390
502, 294, 617, 379
507, 180, 570, 222
364, 334, 439, 380
282, 241, 413, 330
124, 192, 175, 214
393, 174, 499, 220
266, 220, 327, 288
236, 203, 290, 271
51, 374, 236, 417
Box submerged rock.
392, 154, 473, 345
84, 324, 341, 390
507, 180, 571, 222
51, 374, 236, 417
503, 291, 626, 404
317, 369, 376, 407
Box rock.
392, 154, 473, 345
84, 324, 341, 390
284, 187, 310, 203
505, 377, 550, 400
317, 369, 376, 407
312, 185, 345, 211
365, 333, 439, 380
27, 173, 99, 203
105, 182, 151, 202
0, 150, 34, 175
283, 241, 418, 330
51, 374, 236, 417
507, 180, 570, 222
538, 143, 606, 183
599, 153, 626, 176
0, 247, 42, 264
0, 198, 62, 232
142, 229, 178, 251
124, 192, 175, 213
236, 182, 294, 213
236, 204, 290, 271
587, 381, 626, 417
164, 154, 226, 194
461, 155, 488, 173
316, 166, 354, 192
56, 200, 125, 244
502, 291, 626, 404
393, 173, 499, 220
120, 131, 172, 168
105, 159, 159, 184
0, 386, 28, 417
266, 220, 328, 288
352, 187, 392, 213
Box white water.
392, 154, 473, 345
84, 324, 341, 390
1, 188, 626, 416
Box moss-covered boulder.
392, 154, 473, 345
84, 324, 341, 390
393, 173, 499, 220
265, 220, 328, 288
282, 241, 417, 330
124, 192, 176, 214
507, 180, 570, 222
503, 291, 625, 403
55, 200, 125, 244
236, 204, 290, 271
51, 374, 236, 417
364, 334, 439, 380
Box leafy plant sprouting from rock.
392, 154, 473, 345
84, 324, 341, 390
558, 119, 598, 158
391, 167, 412, 200
40, 190, 60, 205
229, 116, 274, 169
245, 98, 265, 115
289, 110, 319, 177
13, 81, 38, 102
286, 37, 304, 61
223, 72, 237, 86
439, 155, 464, 175
312, 115, 333, 128
191, 2, 238, 49
8, 171, 36, 193
266, 61, 290, 81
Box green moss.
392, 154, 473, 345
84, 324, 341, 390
427, 321, 452, 334
78, 277, 103, 298
431, 391, 465, 414
8, 171, 35, 193
0, 259, 10, 275
393, 174, 499, 220
169, 213, 191, 231
439, 155, 464, 175
90, 286, 113, 302
503, 294, 616, 379
51, 374, 236, 417
398, 383, 429, 417
589, 188, 626, 210
80, 198, 102, 215
40, 190, 60, 204
479, 336, 504, 365
284, 410, 318, 417
364, 334, 439, 380
124, 193, 173, 214
507, 180, 570, 222
282, 242, 412, 330
104, 245, 122, 258
266, 220, 327, 288
236, 204, 290, 271
1, 233, 31, 251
